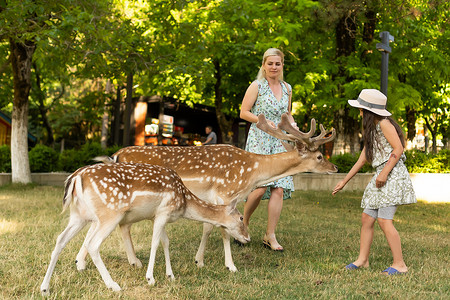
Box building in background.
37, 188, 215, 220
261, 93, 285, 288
0, 111, 36, 147
130, 96, 248, 148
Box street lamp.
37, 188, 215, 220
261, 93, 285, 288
376, 31, 394, 97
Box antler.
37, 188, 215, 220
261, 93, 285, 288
256, 114, 297, 142
279, 114, 316, 140
258, 113, 336, 151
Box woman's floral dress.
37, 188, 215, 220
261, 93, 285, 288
245, 78, 294, 200
361, 123, 417, 209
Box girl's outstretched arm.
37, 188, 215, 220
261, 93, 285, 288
332, 149, 367, 195
376, 119, 404, 188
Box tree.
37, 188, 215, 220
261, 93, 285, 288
0, 0, 114, 182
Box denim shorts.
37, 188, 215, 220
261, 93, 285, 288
363, 206, 397, 220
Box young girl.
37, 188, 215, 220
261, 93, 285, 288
332, 89, 416, 275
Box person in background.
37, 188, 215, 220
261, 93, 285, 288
203, 126, 217, 145
239, 47, 297, 252
332, 89, 416, 275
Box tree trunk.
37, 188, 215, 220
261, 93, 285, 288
123, 73, 133, 146
332, 108, 361, 155
333, 13, 360, 155
33, 63, 54, 147
100, 79, 112, 149
213, 59, 232, 143
113, 84, 122, 146
405, 106, 417, 142
425, 117, 437, 154
10, 38, 36, 183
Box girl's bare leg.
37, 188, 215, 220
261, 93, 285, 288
377, 218, 408, 273
351, 212, 376, 268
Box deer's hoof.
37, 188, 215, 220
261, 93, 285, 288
40, 288, 50, 297
167, 274, 175, 281
130, 259, 143, 268
108, 282, 121, 292
76, 260, 86, 271
147, 277, 156, 286
195, 260, 204, 268
227, 265, 238, 272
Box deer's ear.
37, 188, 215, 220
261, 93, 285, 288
227, 198, 239, 212
281, 141, 295, 151
295, 141, 308, 154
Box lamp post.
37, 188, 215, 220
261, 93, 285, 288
376, 31, 394, 96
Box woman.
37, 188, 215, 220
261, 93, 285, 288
240, 48, 297, 252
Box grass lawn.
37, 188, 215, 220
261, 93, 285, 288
0, 184, 448, 299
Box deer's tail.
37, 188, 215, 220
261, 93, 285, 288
92, 155, 117, 164
62, 174, 83, 213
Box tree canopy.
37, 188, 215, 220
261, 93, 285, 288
0, 0, 448, 181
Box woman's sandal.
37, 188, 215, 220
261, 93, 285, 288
262, 239, 284, 252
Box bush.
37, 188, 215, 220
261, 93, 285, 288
58, 142, 116, 172
29, 144, 59, 172
405, 149, 450, 173
330, 149, 450, 174
329, 152, 373, 173
0, 145, 11, 172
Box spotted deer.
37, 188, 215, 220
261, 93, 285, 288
40, 163, 249, 295
81, 113, 337, 272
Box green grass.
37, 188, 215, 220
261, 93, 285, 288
0, 184, 449, 299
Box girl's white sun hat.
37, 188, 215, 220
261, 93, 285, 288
348, 89, 391, 116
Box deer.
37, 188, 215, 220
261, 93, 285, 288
78, 112, 337, 273
40, 162, 250, 295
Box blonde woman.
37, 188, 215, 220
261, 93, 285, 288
240, 48, 297, 252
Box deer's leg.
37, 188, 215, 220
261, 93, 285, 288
146, 216, 168, 286
119, 223, 142, 268
75, 222, 96, 271
195, 222, 214, 268
41, 215, 87, 296
221, 228, 237, 272
160, 227, 174, 281
85, 217, 122, 292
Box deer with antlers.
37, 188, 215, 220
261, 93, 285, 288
80, 113, 337, 273
40, 163, 249, 295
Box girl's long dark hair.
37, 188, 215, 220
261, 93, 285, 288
362, 109, 405, 163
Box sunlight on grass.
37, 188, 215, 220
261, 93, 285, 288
0, 219, 23, 234
424, 224, 449, 233
0, 194, 12, 200
0, 186, 448, 299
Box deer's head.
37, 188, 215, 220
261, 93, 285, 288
222, 198, 250, 244
257, 113, 338, 174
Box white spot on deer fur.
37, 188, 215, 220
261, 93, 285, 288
240, 167, 244, 175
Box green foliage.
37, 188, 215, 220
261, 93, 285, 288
29, 144, 59, 172
329, 152, 374, 173
58, 142, 115, 172
0, 145, 11, 172
330, 149, 450, 174
405, 149, 450, 173
58, 148, 81, 172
